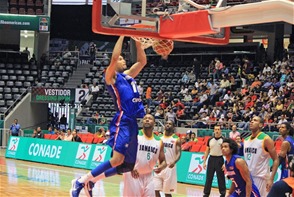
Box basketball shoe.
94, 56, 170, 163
84, 181, 95, 197
70, 178, 84, 197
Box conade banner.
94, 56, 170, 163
6, 137, 282, 189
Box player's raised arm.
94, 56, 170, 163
235, 158, 252, 197
105, 36, 124, 85
124, 39, 147, 78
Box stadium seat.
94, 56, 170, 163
85, 136, 94, 144
190, 144, 201, 152
50, 134, 58, 140
44, 134, 51, 139
199, 145, 207, 152
93, 137, 105, 144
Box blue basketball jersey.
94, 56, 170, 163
225, 155, 260, 197
281, 136, 294, 179
106, 72, 145, 118
285, 136, 294, 157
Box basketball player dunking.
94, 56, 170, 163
70, 36, 147, 197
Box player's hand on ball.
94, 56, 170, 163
131, 169, 139, 179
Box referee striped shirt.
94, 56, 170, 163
207, 136, 224, 156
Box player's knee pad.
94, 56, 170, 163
116, 161, 135, 174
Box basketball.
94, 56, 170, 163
152, 39, 174, 57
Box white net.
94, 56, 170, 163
132, 37, 174, 57
152, 39, 174, 57
131, 36, 158, 49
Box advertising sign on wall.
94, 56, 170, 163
0, 14, 50, 32
5, 137, 111, 169
6, 137, 281, 187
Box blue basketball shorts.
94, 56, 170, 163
106, 112, 139, 164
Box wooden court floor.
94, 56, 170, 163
0, 149, 220, 197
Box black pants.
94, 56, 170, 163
203, 156, 226, 197
92, 92, 98, 101
11, 133, 19, 136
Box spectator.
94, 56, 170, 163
72, 130, 82, 142
218, 77, 231, 98
146, 84, 152, 108
89, 42, 96, 64
180, 85, 189, 96
181, 71, 189, 84
193, 58, 201, 80
64, 128, 73, 141
235, 135, 244, 156
165, 107, 177, 123
154, 105, 164, 119
181, 135, 191, 151
137, 81, 143, 98
172, 99, 185, 111
10, 119, 21, 136
229, 124, 240, 140
90, 82, 100, 102
59, 114, 67, 129
188, 70, 196, 82
35, 127, 44, 138
32, 129, 37, 138
213, 57, 222, 80
95, 127, 105, 138
190, 132, 198, 142
98, 115, 107, 125
263, 63, 272, 74
250, 77, 262, 91
55, 129, 65, 140
183, 92, 192, 102
23, 47, 30, 59
29, 54, 37, 65
102, 131, 110, 144
48, 126, 54, 134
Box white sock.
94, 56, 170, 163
90, 173, 106, 183
78, 172, 94, 183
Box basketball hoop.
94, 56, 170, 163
130, 24, 174, 57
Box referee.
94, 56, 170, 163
203, 125, 226, 197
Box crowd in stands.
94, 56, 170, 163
141, 55, 294, 133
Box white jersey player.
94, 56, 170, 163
154, 120, 182, 197
244, 116, 279, 196
123, 114, 167, 197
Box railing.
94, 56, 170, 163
3, 87, 29, 117
171, 118, 280, 132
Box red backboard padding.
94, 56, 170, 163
159, 10, 217, 38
